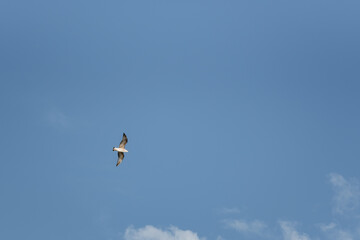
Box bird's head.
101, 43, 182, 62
112, 147, 115, 151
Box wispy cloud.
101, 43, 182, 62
319, 222, 336, 232
320, 223, 353, 240
45, 109, 70, 128
221, 173, 360, 240
279, 221, 310, 240
315, 173, 360, 240
217, 207, 241, 214
124, 225, 204, 240
333, 230, 353, 240
223, 219, 267, 235
328, 173, 360, 215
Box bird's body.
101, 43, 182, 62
113, 133, 128, 166
113, 147, 128, 153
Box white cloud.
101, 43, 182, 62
124, 225, 203, 240
328, 173, 360, 215
279, 221, 310, 240
224, 219, 267, 235
124, 173, 360, 240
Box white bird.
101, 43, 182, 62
113, 133, 128, 166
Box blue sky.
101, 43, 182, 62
1, 1, 360, 239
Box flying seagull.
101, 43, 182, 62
113, 133, 128, 166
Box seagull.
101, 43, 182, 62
113, 133, 128, 166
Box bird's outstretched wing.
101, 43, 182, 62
119, 133, 128, 148
116, 152, 124, 166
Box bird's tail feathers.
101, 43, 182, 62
116, 159, 122, 166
